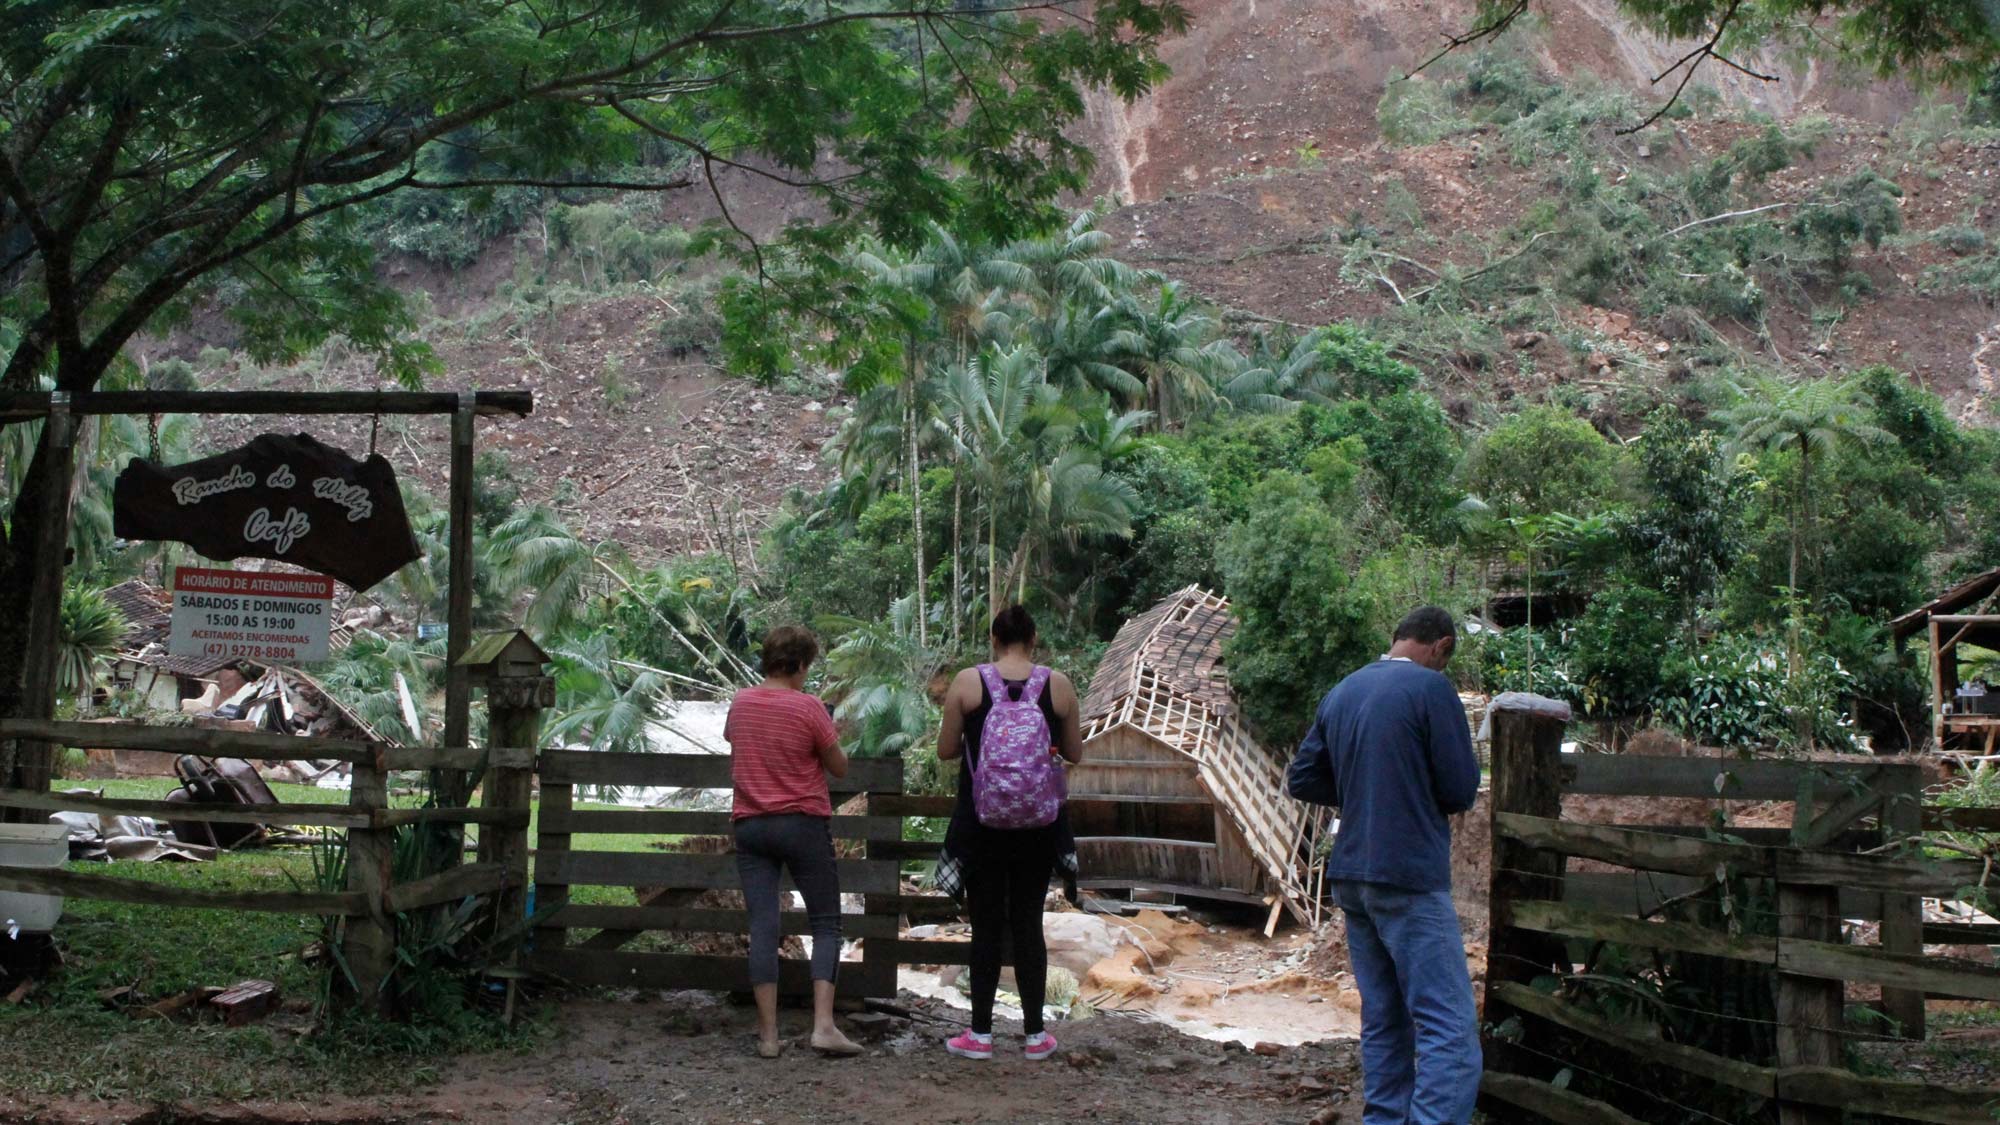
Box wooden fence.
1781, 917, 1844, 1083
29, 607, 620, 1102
527, 749, 968, 999
1480, 706, 2000, 1125
0, 717, 532, 1010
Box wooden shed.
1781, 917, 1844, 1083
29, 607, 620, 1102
1890, 566, 2000, 758
1075, 586, 1333, 925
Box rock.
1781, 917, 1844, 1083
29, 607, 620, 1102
1043, 912, 1126, 975
1251, 1041, 1284, 1057
844, 1011, 898, 1032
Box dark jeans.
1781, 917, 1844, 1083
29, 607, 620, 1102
1334, 880, 1481, 1125
966, 844, 1055, 1035
733, 813, 842, 986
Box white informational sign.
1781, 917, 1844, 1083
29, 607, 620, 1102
169, 566, 334, 665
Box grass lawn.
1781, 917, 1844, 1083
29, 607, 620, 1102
0, 775, 693, 1102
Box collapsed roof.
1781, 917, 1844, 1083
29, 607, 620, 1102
104, 578, 390, 744
1080, 586, 1333, 926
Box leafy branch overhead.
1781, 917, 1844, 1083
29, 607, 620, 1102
0, 0, 1188, 395
1418, 0, 2000, 131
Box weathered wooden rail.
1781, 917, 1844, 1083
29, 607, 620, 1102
1480, 706, 2000, 1125
527, 749, 969, 999
0, 717, 532, 1008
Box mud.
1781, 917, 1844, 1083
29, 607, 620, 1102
3, 993, 1361, 1125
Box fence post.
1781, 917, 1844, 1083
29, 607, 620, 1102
533, 779, 572, 959
1486, 704, 1573, 991
860, 752, 905, 1000
341, 751, 395, 1013
1482, 703, 1573, 1122
1877, 764, 1926, 1041
478, 669, 549, 931
1775, 877, 1843, 1125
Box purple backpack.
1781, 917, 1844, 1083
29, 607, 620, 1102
971, 664, 1063, 830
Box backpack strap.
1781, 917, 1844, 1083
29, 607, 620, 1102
975, 663, 1006, 701
1021, 665, 1052, 705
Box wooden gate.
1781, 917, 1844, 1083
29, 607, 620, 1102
527, 749, 938, 998
1479, 705, 2000, 1125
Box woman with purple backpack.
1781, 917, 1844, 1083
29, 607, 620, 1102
935, 606, 1086, 1062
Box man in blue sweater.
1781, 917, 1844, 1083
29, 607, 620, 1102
1288, 606, 1482, 1125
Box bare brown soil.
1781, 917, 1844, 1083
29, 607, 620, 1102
1, 992, 1361, 1125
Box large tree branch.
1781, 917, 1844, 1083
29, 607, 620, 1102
407, 174, 695, 191
55, 98, 139, 245
1619, 0, 1771, 135
606, 100, 863, 199
80, 169, 423, 380
1408, 0, 1531, 78
0, 311, 53, 392
4, 75, 87, 171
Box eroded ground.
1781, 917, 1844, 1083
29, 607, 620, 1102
1, 991, 1360, 1125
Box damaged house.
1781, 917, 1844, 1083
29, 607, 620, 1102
97, 579, 391, 778
1076, 586, 1333, 926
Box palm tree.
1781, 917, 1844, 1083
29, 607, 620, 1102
1720, 375, 1887, 603
1038, 299, 1145, 403
1002, 446, 1141, 608
1722, 374, 1886, 749
1112, 284, 1241, 427
819, 595, 941, 758
1218, 329, 1336, 415
942, 344, 1059, 617
1007, 210, 1155, 311
57, 585, 125, 712
488, 507, 749, 684
546, 635, 668, 799
911, 224, 1035, 360
320, 629, 444, 742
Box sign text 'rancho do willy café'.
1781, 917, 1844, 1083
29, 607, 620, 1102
114, 432, 422, 666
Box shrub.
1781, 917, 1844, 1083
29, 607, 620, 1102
1472, 625, 1578, 703
546, 200, 692, 287
1377, 74, 1470, 146
1651, 632, 1856, 751
1568, 587, 1675, 717
1462, 405, 1625, 519
1217, 473, 1378, 745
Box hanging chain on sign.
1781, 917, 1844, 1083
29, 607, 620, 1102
147, 412, 162, 464
368, 410, 380, 457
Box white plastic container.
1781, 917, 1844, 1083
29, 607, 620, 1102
0, 823, 67, 933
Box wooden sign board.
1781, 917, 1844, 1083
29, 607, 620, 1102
114, 433, 420, 592
169, 566, 334, 665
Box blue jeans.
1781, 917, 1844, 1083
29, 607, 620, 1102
1334, 880, 1481, 1125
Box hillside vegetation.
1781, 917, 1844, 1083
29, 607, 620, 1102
51, 43, 1989, 775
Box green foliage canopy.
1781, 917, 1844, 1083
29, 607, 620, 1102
0, 0, 1186, 396
1216, 472, 1377, 745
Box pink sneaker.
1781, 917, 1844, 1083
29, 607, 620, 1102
1023, 1031, 1058, 1061
946, 1029, 994, 1060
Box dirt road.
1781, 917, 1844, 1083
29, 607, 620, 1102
3, 992, 1360, 1125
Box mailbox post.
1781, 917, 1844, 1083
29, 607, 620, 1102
457, 630, 552, 930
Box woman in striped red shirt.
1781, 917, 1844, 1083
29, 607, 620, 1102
727, 625, 863, 1058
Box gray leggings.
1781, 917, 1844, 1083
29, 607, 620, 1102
733, 813, 842, 985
